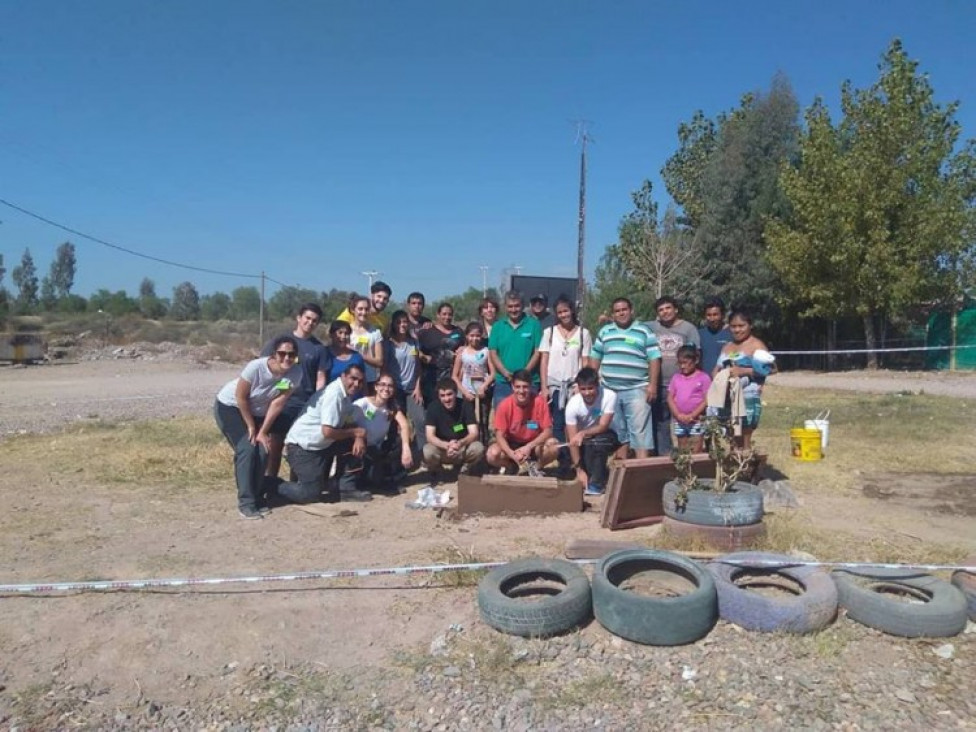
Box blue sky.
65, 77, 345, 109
2, 1, 973, 302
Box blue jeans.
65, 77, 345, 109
548, 388, 571, 468
652, 384, 673, 455
610, 386, 655, 452
214, 400, 269, 512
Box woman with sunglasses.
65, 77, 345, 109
340, 373, 415, 494
214, 335, 302, 519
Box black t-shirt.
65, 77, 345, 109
419, 325, 464, 381
408, 315, 432, 341
424, 398, 477, 442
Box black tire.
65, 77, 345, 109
832, 568, 968, 638
662, 516, 766, 552
951, 555, 976, 621
707, 552, 837, 633
592, 549, 717, 646
477, 558, 592, 637
663, 480, 764, 526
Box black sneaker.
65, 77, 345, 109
339, 490, 373, 502
239, 506, 264, 520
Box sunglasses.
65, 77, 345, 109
276, 350, 297, 359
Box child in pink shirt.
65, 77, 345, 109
667, 345, 712, 452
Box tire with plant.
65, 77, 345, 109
832, 568, 968, 638
661, 516, 766, 551
707, 552, 837, 633
591, 549, 717, 645
951, 555, 976, 620
478, 558, 592, 637
663, 480, 764, 526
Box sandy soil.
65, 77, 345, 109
0, 359, 973, 724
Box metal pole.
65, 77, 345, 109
259, 272, 265, 346
479, 265, 489, 297
577, 128, 588, 311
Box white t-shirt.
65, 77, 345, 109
565, 387, 617, 431
351, 327, 383, 382
352, 396, 394, 448
216, 357, 299, 416
539, 325, 592, 386
285, 378, 354, 451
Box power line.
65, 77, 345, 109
0, 197, 268, 281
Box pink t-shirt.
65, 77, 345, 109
668, 370, 712, 416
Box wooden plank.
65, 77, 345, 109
456, 474, 583, 516
603, 454, 715, 531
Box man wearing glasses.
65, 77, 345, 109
279, 364, 373, 504
260, 303, 332, 484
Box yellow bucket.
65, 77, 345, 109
790, 427, 823, 461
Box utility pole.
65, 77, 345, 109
513, 265, 523, 276
479, 265, 489, 296
574, 121, 591, 311
259, 271, 266, 346
361, 270, 380, 293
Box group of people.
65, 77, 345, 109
214, 281, 770, 519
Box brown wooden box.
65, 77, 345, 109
600, 455, 716, 530
456, 474, 584, 516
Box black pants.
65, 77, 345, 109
214, 400, 268, 512
278, 440, 349, 504
338, 431, 411, 493
581, 431, 620, 489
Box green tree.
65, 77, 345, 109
170, 281, 201, 321
138, 277, 167, 318
662, 74, 800, 329
88, 289, 139, 316
49, 241, 77, 298
584, 244, 657, 332
0, 253, 8, 317
11, 248, 39, 313
230, 286, 262, 321
434, 286, 501, 323
201, 291, 232, 320
766, 40, 976, 367
268, 286, 321, 320
40, 276, 57, 311
320, 288, 353, 322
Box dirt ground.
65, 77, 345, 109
0, 360, 974, 726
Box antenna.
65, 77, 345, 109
479, 265, 489, 296
572, 120, 593, 310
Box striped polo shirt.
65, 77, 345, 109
591, 320, 662, 391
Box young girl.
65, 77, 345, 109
452, 322, 495, 445
667, 345, 712, 453
384, 310, 425, 453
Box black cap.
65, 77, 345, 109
530, 293, 548, 304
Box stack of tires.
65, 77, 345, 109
662, 479, 766, 551
478, 551, 973, 643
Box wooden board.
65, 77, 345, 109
456, 474, 584, 516
600, 455, 715, 530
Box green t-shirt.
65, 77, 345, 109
488, 316, 542, 384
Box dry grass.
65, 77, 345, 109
3, 416, 228, 489
757, 386, 976, 492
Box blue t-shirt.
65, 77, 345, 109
698, 325, 733, 374
328, 351, 366, 383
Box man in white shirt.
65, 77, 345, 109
565, 367, 619, 496
279, 365, 372, 503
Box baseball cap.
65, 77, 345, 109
530, 293, 548, 304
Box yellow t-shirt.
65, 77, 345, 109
336, 307, 390, 332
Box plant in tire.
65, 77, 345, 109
667, 417, 762, 525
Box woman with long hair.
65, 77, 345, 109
477, 296, 500, 340
214, 335, 301, 519
349, 293, 384, 394
418, 302, 464, 406
539, 295, 592, 472
384, 309, 426, 452
714, 308, 772, 450
326, 319, 366, 386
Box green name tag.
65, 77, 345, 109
275, 378, 293, 391
452, 423, 465, 433
625, 337, 637, 345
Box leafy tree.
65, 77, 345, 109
58, 294, 88, 313
320, 288, 353, 322
616, 181, 706, 305
230, 286, 262, 321
137, 277, 167, 318
584, 244, 657, 332
766, 40, 976, 367
40, 276, 57, 311
0, 253, 7, 317
201, 291, 232, 320
49, 242, 77, 298
433, 286, 501, 323
170, 281, 201, 321
88, 289, 139, 316
11, 248, 39, 313
662, 74, 800, 329
268, 286, 321, 320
